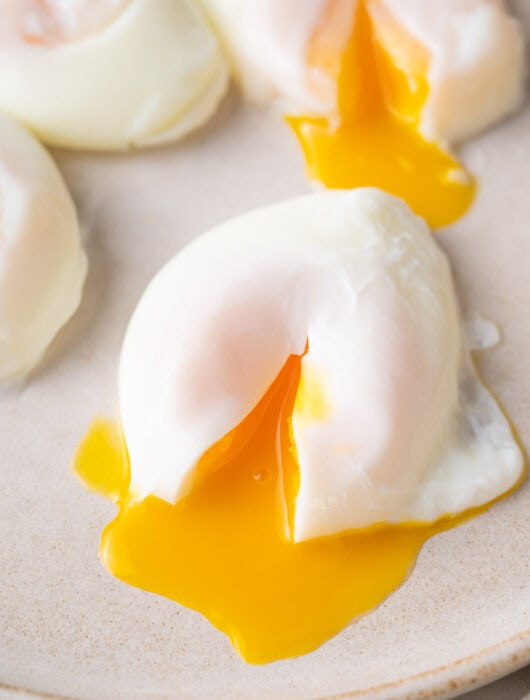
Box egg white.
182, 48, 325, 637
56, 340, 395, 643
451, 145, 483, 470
12, 0, 127, 45
197, 0, 354, 114
0, 0, 229, 150
376, 0, 526, 144
118, 188, 524, 542
0, 111, 87, 382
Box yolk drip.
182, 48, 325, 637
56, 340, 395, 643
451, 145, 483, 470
288, 0, 475, 228
74, 355, 487, 664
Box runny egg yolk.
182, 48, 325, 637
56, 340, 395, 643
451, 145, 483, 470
288, 0, 475, 228
74, 353, 492, 664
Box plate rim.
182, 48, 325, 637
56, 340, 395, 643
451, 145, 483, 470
320, 628, 530, 699
2, 628, 529, 700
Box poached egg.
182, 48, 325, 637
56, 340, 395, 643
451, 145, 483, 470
75, 189, 524, 662
199, 0, 525, 227
0, 0, 229, 150
0, 110, 87, 383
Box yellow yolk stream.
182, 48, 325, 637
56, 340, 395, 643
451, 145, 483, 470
288, 0, 475, 228
72, 354, 509, 664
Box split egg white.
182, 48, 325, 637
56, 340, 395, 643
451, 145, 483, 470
198, 0, 525, 146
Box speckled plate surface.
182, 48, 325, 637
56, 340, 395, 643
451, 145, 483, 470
1, 93, 529, 700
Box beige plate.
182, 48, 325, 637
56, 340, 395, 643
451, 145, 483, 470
1, 93, 530, 700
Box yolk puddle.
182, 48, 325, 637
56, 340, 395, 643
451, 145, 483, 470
288, 0, 475, 228
74, 355, 488, 664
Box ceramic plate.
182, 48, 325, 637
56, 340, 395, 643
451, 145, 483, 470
1, 94, 529, 700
